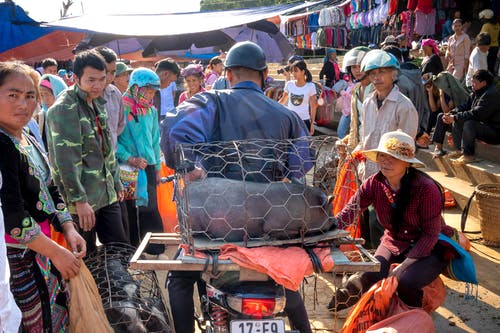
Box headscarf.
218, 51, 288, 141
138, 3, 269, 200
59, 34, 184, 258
39, 74, 68, 111
432, 71, 470, 107
421, 39, 439, 55
324, 48, 337, 63
122, 85, 155, 121
181, 63, 204, 78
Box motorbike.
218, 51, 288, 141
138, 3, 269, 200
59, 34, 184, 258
196, 268, 297, 333
163, 174, 299, 333
130, 141, 379, 333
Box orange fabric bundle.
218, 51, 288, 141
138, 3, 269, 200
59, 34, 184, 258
366, 309, 435, 333
157, 162, 178, 232
332, 155, 361, 238
342, 275, 444, 333
422, 276, 446, 313
50, 224, 68, 249
219, 244, 334, 291
69, 261, 113, 333
342, 276, 398, 333
443, 189, 456, 208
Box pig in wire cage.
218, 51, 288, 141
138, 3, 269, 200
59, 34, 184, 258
171, 136, 363, 251
84, 243, 171, 333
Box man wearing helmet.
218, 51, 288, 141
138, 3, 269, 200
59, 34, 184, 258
340, 46, 373, 151
46, 50, 129, 254
161, 41, 313, 333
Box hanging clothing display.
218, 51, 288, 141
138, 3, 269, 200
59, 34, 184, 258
414, 8, 436, 36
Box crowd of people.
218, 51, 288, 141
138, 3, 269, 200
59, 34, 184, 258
0, 8, 499, 333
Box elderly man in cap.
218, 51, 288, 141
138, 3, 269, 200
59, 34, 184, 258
113, 61, 133, 94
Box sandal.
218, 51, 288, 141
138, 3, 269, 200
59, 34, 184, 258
432, 149, 446, 159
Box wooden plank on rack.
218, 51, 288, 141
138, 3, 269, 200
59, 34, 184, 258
130, 232, 152, 268
149, 233, 182, 245
130, 259, 241, 271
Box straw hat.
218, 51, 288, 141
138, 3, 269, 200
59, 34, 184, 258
363, 130, 425, 168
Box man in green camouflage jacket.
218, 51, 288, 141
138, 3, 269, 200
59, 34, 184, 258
46, 50, 128, 253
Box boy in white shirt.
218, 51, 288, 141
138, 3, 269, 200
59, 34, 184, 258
465, 32, 491, 89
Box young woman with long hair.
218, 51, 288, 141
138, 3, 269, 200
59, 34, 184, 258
279, 60, 318, 135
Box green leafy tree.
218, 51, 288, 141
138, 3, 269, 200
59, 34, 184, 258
200, 0, 299, 11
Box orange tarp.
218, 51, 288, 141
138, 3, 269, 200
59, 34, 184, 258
157, 162, 178, 232
0, 31, 86, 62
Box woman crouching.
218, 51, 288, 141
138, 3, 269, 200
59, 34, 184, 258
330, 130, 454, 311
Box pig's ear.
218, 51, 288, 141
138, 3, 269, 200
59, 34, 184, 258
327, 195, 334, 205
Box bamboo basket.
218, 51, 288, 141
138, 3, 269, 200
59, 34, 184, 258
476, 183, 500, 246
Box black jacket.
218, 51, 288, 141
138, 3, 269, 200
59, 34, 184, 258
319, 61, 339, 87
0, 131, 68, 245
454, 85, 500, 131
421, 54, 444, 76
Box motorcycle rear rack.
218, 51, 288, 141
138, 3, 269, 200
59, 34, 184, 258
130, 232, 380, 273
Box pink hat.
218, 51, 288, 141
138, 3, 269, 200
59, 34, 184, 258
40, 79, 53, 91
422, 39, 439, 55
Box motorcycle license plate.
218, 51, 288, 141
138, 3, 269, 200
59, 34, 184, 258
230, 319, 285, 333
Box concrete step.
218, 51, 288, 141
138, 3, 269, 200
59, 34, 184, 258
417, 144, 500, 186
474, 142, 500, 164
423, 169, 479, 220
438, 137, 500, 165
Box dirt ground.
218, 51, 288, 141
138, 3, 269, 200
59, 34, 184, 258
156, 208, 500, 333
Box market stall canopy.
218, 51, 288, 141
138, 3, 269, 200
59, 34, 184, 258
47, 0, 330, 62
0, 2, 85, 62
44, 1, 330, 36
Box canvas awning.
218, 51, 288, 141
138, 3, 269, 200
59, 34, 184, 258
44, 1, 330, 36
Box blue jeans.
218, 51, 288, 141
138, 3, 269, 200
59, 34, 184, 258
337, 114, 351, 139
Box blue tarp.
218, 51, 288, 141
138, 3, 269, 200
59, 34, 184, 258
0, 3, 55, 53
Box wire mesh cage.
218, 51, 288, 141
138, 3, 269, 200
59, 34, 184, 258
172, 136, 361, 250
84, 243, 171, 333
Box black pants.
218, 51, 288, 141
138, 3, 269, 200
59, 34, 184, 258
361, 244, 448, 307
426, 109, 440, 134
167, 271, 312, 333
121, 165, 165, 254
431, 113, 452, 145
487, 46, 499, 74
452, 119, 500, 156
74, 201, 128, 254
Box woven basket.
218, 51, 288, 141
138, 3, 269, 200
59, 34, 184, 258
475, 183, 500, 246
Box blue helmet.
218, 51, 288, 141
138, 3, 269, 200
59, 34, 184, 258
360, 50, 400, 73
128, 67, 160, 89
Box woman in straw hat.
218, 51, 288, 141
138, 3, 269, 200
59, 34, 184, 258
329, 130, 455, 312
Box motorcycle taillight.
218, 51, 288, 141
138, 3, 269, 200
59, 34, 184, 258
241, 298, 275, 318
227, 296, 286, 318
